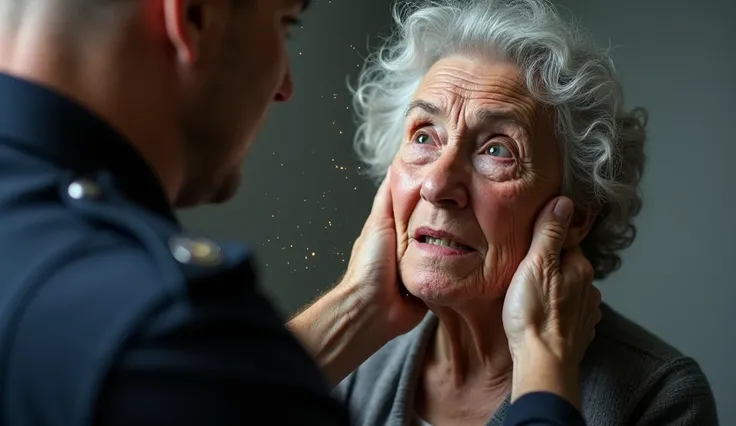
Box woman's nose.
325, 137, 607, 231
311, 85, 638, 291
420, 149, 469, 209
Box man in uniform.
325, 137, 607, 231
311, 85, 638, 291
0, 0, 351, 424
0, 0, 597, 425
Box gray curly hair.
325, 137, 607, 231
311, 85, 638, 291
351, 0, 647, 279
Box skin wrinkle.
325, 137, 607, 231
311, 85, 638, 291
405, 104, 524, 183
395, 57, 559, 305
391, 54, 573, 423
415, 94, 536, 165
427, 61, 538, 118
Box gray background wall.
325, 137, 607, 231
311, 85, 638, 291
180, 0, 735, 423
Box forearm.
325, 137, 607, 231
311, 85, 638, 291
287, 282, 389, 387
511, 338, 581, 412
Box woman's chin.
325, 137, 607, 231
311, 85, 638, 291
401, 266, 508, 306
403, 272, 472, 306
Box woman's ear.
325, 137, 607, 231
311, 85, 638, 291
564, 208, 596, 249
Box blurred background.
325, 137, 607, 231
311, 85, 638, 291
180, 0, 735, 422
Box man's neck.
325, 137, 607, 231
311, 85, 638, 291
0, 11, 184, 204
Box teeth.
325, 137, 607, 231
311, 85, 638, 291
425, 236, 463, 249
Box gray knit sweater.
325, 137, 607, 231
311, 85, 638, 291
333, 304, 718, 426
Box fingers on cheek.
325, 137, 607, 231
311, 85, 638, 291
397, 230, 409, 258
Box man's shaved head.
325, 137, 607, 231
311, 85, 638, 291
0, 0, 306, 206
0, 0, 252, 35
0, 0, 126, 33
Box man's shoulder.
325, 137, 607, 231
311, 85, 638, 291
0, 202, 262, 378
582, 304, 717, 424
0, 167, 266, 349
0, 172, 277, 422
0, 163, 260, 288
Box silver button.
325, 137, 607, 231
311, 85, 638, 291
170, 236, 223, 267
67, 179, 102, 200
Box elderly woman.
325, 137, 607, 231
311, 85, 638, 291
290, 0, 718, 425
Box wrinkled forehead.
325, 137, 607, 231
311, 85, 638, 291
411, 55, 543, 132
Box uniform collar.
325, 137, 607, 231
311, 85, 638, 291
0, 72, 178, 224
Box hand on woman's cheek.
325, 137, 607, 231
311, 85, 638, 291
386, 56, 564, 307
389, 162, 419, 266
390, 157, 547, 306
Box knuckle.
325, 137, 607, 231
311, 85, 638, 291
577, 259, 595, 281
559, 250, 580, 274
526, 254, 544, 271
533, 250, 557, 272
543, 262, 558, 282
592, 287, 602, 304
540, 220, 567, 242
532, 253, 557, 280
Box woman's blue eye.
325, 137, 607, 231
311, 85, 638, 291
416, 134, 431, 144
487, 144, 512, 158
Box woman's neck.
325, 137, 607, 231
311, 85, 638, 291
428, 299, 513, 389
415, 300, 512, 425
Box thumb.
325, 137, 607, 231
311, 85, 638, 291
528, 196, 574, 261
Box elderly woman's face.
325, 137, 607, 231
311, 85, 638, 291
391, 55, 562, 305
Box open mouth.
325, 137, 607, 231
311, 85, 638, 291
418, 235, 474, 252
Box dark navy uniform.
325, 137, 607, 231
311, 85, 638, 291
0, 74, 349, 425
505, 393, 586, 426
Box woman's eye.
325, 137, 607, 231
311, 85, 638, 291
415, 133, 432, 144
487, 144, 512, 158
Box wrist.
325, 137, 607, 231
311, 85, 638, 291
511, 335, 581, 410
288, 280, 390, 386
331, 278, 396, 348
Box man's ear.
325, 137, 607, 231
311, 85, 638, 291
163, 0, 206, 64
563, 207, 597, 249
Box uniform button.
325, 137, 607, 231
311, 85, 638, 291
170, 236, 223, 267
67, 178, 102, 200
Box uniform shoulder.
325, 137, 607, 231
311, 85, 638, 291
1, 175, 270, 424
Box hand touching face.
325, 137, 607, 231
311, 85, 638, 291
390, 55, 564, 307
